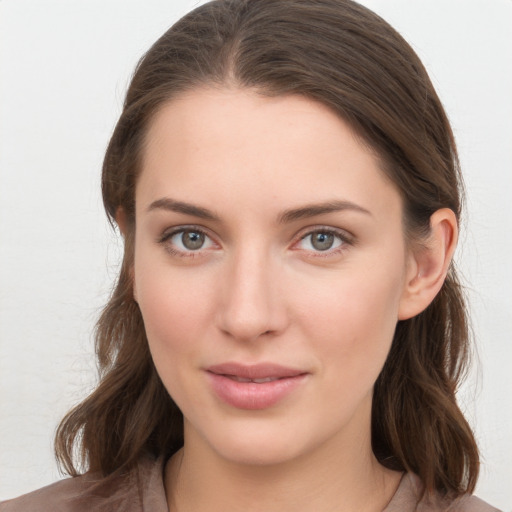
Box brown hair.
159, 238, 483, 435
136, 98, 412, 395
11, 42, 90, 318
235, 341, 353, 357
55, 0, 479, 497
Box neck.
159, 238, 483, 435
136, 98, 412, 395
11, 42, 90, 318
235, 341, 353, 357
164, 424, 402, 512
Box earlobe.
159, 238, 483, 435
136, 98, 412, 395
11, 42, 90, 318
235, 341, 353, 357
398, 208, 458, 320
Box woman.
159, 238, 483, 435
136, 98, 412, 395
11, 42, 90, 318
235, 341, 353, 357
0, 0, 502, 510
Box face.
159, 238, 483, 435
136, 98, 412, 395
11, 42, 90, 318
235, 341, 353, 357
134, 88, 414, 466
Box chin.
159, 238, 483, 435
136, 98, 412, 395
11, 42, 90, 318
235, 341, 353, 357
184, 414, 306, 467
193, 415, 335, 469
214, 437, 306, 467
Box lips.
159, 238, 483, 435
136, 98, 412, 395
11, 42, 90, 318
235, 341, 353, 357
205, 363, 308, 410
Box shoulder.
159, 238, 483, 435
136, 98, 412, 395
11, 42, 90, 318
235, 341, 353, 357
0, 474, 102, 512
420, 494, 502, 512
386, 474, 502, 512
442, 494, 503, 512
0, 456, 167, 512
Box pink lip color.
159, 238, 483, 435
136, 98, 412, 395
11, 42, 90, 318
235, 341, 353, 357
205, 363, 308, 410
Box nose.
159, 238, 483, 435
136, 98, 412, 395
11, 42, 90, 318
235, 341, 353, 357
216, 248, 288, 343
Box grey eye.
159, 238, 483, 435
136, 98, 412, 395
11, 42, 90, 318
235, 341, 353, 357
310, 232, 335, 251
180, 230, 205, 250
297, 230, 344, 252
168, 230, 209, 251
162, 227, 215, 255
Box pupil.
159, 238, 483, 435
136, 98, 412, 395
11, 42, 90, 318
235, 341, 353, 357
183, 231, 204, 250
312, 232, 334, 251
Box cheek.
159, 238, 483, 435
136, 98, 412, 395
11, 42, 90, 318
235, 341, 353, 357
134, 262, 218, 409
134, 257, 216, 359
290, 262, 405, 374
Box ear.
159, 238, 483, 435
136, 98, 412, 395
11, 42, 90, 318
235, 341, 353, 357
398, 208, 458, 321
115, 207, 138, 303
115, 206, 128, 237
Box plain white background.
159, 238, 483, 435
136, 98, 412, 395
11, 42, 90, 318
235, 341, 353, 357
0, 0, 510, 508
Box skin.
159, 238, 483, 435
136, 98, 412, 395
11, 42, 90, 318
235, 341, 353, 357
130, 87, 457, 512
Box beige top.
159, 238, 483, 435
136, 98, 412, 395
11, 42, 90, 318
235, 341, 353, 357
0, 456, 501, 512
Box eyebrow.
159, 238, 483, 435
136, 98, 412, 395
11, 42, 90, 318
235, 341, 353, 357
147, 198, 220, 221
146, 197, 371, 223
278, 200, 371, 224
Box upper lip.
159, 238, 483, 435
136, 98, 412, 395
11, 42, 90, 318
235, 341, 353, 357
206, 362, 307, 379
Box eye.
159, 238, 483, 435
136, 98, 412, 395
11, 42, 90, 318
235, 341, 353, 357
159, 227, 216, 255
295, 229, 349, 253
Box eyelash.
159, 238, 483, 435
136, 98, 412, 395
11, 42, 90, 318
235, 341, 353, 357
294, 227, 353, 258
157, 225, 354, 258
158, 225, 214, 258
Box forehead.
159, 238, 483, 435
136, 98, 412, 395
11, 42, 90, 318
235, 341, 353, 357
144, 87, 363, 162
137, 87, 401, 220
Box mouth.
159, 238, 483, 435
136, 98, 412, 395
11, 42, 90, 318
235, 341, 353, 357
207, 362, 306, 379
205, 362, 308, 410
224, 375, 284, 383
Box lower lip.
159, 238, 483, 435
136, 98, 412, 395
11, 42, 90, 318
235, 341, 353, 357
206, 372, 307, 410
